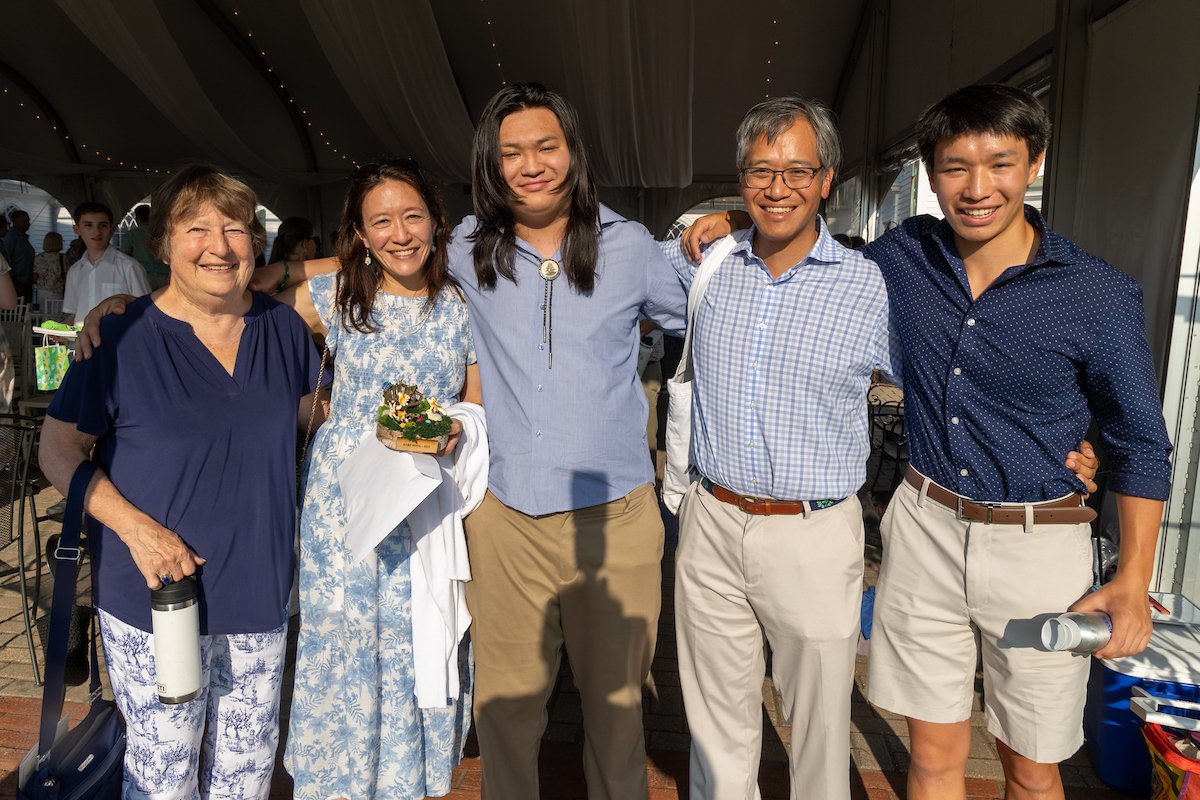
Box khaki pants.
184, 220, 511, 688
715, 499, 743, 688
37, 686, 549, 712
675, 483, 863, 800
465, 484, 664, 800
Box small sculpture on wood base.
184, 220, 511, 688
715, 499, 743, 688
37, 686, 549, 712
376, 381, 452, 453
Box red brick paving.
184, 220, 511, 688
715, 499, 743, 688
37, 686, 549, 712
0, 696, 89, 795
0, 693, 1145, 799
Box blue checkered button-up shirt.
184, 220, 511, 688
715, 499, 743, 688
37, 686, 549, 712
661, 219, 900, 500
863, 207, 1172, 503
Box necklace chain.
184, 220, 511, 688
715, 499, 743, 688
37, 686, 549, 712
393, 299, 434, 334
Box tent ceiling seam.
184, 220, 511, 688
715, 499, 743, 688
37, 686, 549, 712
191, 0, 319, 173
0, 57, 81, 165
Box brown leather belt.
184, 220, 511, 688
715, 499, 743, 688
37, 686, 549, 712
701, 478, 843, 516
903, 466, 1096, 525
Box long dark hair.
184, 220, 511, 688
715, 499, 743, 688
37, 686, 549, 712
268, 216, 314, 264
469, 83, 600, 293
332, 159, 452, 334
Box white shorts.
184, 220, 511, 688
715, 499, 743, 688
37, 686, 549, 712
867, 478, 1094, 763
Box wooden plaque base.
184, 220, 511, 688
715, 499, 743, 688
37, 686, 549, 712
376, 423, 448, 454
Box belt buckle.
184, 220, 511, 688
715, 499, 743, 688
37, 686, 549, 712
979, 502, 1003, 524
740, 495, 758, 512
955, 496, 965, 520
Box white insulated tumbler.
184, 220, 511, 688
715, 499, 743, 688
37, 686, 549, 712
151, 576, 202, 703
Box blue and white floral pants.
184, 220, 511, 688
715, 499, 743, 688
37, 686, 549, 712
98, 610, 288, 800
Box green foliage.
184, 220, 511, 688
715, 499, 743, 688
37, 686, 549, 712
377, 404, 452, 441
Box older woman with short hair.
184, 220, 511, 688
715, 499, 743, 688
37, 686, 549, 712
39, 164, 326, 799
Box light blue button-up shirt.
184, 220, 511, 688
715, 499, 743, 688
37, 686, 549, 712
660, 219, 900, 501
449, 205, 687, 516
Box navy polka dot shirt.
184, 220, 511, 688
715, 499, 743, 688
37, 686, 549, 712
863, 206, 1172, 503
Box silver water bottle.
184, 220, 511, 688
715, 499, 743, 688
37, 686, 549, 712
1040, 611, 1113, 653
150, 576, 201, 703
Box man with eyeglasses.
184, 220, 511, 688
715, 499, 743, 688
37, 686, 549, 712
658, 97, 898, 800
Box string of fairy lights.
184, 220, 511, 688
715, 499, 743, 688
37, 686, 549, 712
479, 0, 508, 87
0, 85, 170, 174
1, 8, 365, 176
765, 18, 780, 98
229, 8, 359, 170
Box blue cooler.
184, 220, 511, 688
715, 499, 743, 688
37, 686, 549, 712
1085, 593, 1200, 794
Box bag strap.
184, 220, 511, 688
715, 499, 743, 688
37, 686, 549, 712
298, 344, 328, 482
36, 459, 99, 761
297, 291, 336, 482
672, 234, 741, 382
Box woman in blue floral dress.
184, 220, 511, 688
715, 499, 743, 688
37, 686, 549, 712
275, 160, 480, 799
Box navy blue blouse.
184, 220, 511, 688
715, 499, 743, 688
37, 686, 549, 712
49, 293, 323, 634
864, 207, 1172, 503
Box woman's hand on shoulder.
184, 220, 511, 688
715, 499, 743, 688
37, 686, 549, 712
124, 519, 206, 590
75, 293, 137, 360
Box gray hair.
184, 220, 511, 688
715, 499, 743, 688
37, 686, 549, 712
735, 97, 842, 176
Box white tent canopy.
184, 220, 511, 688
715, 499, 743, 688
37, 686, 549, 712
3, 0, 1169, 232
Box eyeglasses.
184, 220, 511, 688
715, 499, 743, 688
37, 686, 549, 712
738, 166, 824, 190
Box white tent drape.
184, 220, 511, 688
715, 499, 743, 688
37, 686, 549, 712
54, 0, 325, 186
299, 0, 476, 184
559, 0, 694, 188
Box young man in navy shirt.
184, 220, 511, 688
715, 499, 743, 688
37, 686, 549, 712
862, 85, 1171, 800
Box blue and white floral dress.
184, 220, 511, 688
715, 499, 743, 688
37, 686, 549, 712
285, 273, 475, 799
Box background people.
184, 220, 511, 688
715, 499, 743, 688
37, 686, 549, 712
39, 164, 325, 798
33, 230, 67, 305
267, 215, 319, 266
0, 250, 17, 411
122, 204, 171, 290
61, 201, 149, 324
2, 208, 35, 304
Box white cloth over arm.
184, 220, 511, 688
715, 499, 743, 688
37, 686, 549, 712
406, 401, 489, 708
338, 434, 443, 565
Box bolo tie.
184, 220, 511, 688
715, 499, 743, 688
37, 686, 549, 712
539, 258, 560, 368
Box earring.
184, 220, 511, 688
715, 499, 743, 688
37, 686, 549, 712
430, 241, 437, 254
364, 252, 372, 267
